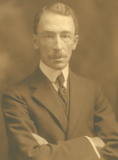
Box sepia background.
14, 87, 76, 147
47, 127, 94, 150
0, 0, 118, 159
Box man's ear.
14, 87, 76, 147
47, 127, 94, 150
72, 35, 79, 50
33, 34, 39, 50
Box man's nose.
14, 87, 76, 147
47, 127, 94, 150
53, 36, 62, 51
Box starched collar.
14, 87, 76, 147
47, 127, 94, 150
39, 60, 69, 83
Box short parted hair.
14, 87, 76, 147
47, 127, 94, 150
34, 3, 79, 35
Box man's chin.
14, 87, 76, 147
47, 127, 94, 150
50, 63, 67, 70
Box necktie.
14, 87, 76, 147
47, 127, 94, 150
57, 73, 67, 106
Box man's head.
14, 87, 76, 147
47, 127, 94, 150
33, 3, 79, 70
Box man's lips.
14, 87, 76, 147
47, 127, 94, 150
48, 52, 67, 59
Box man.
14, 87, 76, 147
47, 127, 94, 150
2, 3, 118, 160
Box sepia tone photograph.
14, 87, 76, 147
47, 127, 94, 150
0, 0, 118, 160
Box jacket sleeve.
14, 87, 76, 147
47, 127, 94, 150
94, 84, 118, 160
2, 88, 99, 160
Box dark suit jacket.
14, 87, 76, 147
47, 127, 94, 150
2, 66, 118, 160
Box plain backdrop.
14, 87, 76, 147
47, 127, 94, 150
0, 0, 118, 160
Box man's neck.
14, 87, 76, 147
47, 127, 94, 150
39, 60, 69, 83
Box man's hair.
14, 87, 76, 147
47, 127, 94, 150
34, 3, 79, 35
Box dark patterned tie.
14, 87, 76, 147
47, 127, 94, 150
57, 73, 67, 106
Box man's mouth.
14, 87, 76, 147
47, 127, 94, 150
48, 52, 67, 59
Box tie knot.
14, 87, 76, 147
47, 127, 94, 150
57, 72, 65, 86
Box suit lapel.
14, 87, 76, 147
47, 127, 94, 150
67, 71, 86, 138
30, 66, 68, 134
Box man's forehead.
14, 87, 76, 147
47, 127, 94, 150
40, 10, 72, 20
38, 11, 75, 33
40, 11, 73, 23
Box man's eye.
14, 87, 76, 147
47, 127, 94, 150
62, 35, 71, 39
44, 35, 53, 38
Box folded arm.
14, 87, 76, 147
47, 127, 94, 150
32, 133, 105, 158
2, 88, 100, 160
2, 85, 118, 160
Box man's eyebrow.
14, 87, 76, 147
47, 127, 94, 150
42, 31, 54, 35
42, 30, 72, 35
62, 30, 71, 33
61, 31, 72, 34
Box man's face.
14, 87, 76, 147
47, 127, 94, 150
33, 11, 79, 70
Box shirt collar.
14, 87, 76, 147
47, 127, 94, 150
39, 60, 69, 83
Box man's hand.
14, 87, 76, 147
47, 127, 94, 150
90, 137, 105, 149
31, 133, 48, 145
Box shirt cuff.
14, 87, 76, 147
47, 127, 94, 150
85, 136, 100, 159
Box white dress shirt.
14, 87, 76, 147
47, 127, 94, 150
40, 60, 68, 91
39, 60, 100, 158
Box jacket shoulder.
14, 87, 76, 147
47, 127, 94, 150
70, 71, 98, 89
3, 73, 33, 99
